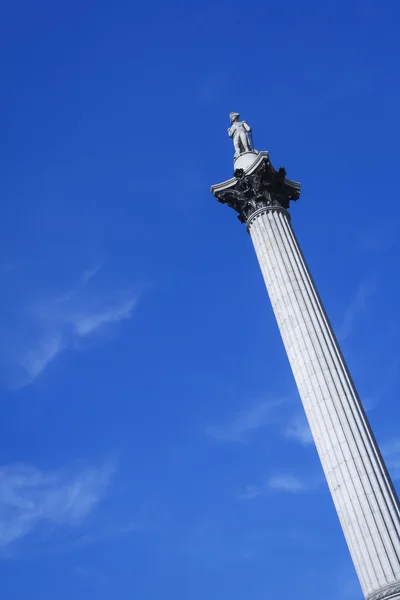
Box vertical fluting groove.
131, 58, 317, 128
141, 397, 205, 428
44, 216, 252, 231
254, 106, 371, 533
247, 208, 400, 598
256, 211, 370, 583
274, 211, 391, 584
287, 220, 400, 531
280, 212, 400, 573
266, 211, 378, 587
286, 214, 399, 500
270, 210, 400, 580
260, 213, 376, 588
283, 214, 400, 576
261, 208, 395, 588
276, 209, 400, 574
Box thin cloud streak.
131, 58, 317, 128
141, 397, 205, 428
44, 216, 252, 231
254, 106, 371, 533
267, 474, 308, 493
337, 277, 376, 341
73, 521, 141, 548
382, 439, 400, 456
238, 473, 319, 500
237, 485, 262, 501
18, 335, 64, 382
70, 298, 136, 337
206, 397, 319, 447
0, 461, 114, 549
7, 270, 137, 388
81, 264, 103, 286
206, 398, 284, 443
382, 438, 400, 480
283, 415, 314, 446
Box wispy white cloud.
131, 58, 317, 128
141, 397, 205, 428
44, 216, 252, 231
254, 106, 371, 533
238, 472, 318, 500
283, 414, 313, 446
382, 439, 400, 456
0, 461, 114, 550
237, 485, 262, 501
362, 396, 380, 412
70, 299, 135, 337
267, 474, 308, 493
337, 277, 376, 341
382, 438, 400, 480
387, 458, 400, 482
238, 437, 400, 501
6, 270, 137, 388
72, 520, 140, 548
17, 335, 65, 383
206, 398, 284, 443
206, 397, 319, 448
81, 264, 102, 286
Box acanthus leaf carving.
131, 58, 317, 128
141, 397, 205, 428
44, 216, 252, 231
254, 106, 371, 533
368, 583, 400, 600
213, 156, 300, 224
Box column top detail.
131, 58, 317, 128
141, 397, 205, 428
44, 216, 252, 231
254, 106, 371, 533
211, 151, 301, 224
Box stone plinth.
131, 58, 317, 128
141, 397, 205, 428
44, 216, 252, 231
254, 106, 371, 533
234, 150, 259, 171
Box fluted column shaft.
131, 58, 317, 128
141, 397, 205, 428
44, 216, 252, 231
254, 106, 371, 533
248, 207, 400, 600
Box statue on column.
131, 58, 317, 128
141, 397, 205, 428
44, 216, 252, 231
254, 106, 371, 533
228, 112, 252, 158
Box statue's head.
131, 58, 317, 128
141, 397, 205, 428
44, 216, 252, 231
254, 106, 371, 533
230, 112, 240, 124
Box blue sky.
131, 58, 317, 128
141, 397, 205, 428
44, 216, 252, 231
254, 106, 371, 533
1, 0, 400, 598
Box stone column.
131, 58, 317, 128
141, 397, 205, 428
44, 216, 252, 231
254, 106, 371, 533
212, 152, 400, 600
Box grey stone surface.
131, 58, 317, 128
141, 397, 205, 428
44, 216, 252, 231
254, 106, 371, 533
368, 582, 400, 600
211, 134, 400, 599
246, 205, 400, 599
211, 152, 300, 223
228, 112, 252, 158
234, 150, 259, 172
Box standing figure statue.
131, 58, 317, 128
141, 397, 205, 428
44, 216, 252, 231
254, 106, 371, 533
228, 112, 252, 158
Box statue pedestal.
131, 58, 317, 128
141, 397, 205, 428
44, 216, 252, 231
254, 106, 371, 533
234, 150, 259, 172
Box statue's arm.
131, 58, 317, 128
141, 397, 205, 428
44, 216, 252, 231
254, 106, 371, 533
227, 126, 235, 138
242, 121, 252, 132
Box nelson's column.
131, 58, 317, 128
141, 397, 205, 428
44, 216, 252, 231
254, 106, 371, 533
211, 112, 400, 600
